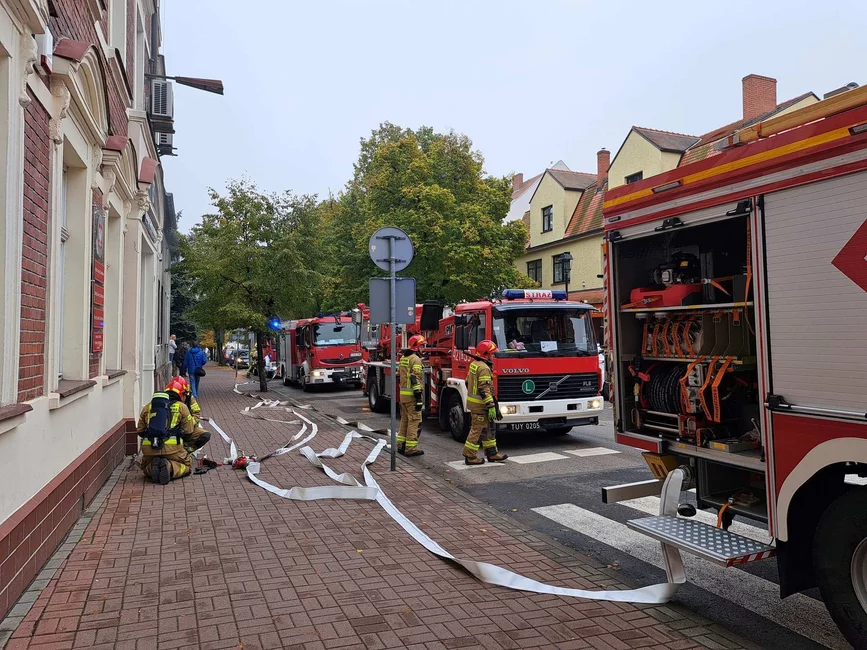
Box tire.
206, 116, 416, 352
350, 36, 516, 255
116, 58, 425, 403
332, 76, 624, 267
282, 366, 291, 386
601, 382, 610, 402
447, 391, 470, 442
814, 487, 867, 647
301, 372, 311, 392
368, 376, 388, 413
546, 426, 573, 435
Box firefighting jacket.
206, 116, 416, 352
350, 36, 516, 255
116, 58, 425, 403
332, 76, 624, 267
467, 361, 495, 409
399, 352, 423, 401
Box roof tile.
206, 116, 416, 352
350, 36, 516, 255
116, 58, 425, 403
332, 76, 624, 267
633, 127, 700, 152
566, 180, 606, 237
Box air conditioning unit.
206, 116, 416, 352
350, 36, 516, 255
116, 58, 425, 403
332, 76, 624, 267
150, 79, 174, 118
157, 132, 173, 147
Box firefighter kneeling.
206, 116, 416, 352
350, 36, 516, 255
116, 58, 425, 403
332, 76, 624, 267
171, 377, 211, 452
397, 334, 426, 457
462, 340, 508, 465
137, 382, 199, 484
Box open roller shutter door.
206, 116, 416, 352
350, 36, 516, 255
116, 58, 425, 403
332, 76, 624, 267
763, 171, 867, 413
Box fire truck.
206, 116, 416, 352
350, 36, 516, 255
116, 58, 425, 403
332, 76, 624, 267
277, 314, 363, 391
362, 290, 605, 440
601, 87, 867, 644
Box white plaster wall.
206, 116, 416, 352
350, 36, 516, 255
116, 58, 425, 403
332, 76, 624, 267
0, 379, 126, 522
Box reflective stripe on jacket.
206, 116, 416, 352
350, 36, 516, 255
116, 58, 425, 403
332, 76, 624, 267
467, 361, 494, 406
399, 353, 423, 397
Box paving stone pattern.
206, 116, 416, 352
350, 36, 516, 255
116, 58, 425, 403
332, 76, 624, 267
1, 369, 752, 650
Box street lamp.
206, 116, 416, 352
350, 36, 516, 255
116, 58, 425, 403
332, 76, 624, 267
558, 252, 574, 298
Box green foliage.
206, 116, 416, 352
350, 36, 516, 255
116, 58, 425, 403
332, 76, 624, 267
325, 123, 531, 309
169, 261, 199, 344
180, 178, 325, 333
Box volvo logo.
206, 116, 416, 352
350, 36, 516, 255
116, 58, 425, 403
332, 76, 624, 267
502, 368, 530, 374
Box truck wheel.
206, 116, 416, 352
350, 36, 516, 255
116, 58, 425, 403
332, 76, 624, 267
368, 378, 388, 414
447, 392, 470, 442
602, 382, 610, 402
301, 372, 311, 392
546, 426, 573, 435
282, 367, 291, 386
814, 487, 867, 647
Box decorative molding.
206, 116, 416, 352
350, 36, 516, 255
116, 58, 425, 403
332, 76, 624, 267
101, 169, 117, 209
92, 144, 103, 170
135, 190, 151, 216
19, 35, 38, 107
48, 79, 71, 146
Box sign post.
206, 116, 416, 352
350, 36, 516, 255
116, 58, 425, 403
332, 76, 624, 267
369, 227, 414, 471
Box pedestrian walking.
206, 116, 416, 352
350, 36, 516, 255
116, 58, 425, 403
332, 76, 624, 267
185, 340, 208, 399
176, 342, 189, 377
169, 334, 177, 371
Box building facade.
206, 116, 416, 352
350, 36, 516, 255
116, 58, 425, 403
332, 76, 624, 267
514, 155, 609, 340
0, 0, 173, 619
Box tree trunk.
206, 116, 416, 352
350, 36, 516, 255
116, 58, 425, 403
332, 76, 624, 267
216, 328, 226, 366
256, 331, 268, 392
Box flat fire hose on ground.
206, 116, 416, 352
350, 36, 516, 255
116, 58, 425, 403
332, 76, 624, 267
206, 403, 687, 605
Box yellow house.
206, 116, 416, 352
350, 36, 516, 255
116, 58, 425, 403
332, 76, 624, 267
514, 152, 610, 340
609, 75, 819, 190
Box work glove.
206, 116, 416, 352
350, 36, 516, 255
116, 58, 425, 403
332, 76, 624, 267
488, 406, 497, 422
414, 391, 423, 412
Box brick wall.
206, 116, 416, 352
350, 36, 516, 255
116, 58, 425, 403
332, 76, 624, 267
18, 92, 51, 403
49, 0, 129, 137
126, 0, 135, 87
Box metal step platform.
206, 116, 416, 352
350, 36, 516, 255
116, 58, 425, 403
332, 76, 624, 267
627, 515, 776, 567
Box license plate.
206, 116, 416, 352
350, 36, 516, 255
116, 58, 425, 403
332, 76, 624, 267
511, 422, 540, 431
315, 379, 324, 383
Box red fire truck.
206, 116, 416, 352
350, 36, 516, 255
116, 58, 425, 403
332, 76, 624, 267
601, 87, 867, 644
363, 290, 605, 440
278, 315, 363, 391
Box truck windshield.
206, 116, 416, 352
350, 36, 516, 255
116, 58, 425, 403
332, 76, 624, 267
491, 306, 596, 356
312, 323, 357, 346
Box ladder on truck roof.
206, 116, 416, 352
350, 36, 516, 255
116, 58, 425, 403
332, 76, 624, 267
607, 470, 775, 569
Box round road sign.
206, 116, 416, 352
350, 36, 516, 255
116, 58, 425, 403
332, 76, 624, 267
369, 227, 414, 273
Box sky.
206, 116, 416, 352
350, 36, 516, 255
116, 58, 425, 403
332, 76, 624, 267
160, 0, 867, 232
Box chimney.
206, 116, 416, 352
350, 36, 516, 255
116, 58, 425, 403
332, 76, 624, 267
596, 148, 610, 187
743, 74, 777, 121
512, 173, 524, 192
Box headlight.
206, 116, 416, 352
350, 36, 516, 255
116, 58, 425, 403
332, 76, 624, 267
311, 370, 325, 378
500, 405, 518, 415
590, 399, 602, 409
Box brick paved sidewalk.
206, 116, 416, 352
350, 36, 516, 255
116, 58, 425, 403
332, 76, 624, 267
1, 368, 752, 650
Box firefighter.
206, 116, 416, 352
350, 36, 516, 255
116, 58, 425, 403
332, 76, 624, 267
136, 384, 195, 485
170, 377, 211, 452
397, 334, 426, 457
462, 340, 509, 465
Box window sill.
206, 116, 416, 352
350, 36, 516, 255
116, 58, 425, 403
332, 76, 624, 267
0, 403, 32, 435
101, 369, 127, 387
49, 380, 97, 410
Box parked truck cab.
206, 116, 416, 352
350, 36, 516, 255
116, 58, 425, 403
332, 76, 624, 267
279, 315, 363, 391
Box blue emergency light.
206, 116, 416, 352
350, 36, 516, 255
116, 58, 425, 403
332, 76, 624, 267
501, 289, 568, 300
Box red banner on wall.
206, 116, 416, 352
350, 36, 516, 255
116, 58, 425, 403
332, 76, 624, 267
92, 329, 103, 353
92, 283, 104, 307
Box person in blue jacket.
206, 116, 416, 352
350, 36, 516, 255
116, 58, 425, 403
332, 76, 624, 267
183, 340, 208, 398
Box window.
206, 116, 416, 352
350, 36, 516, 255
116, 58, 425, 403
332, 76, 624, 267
312, 323, 357, 346
625, 171, 643, 185
467, 313, 487, 348
57, 168, 69, 378
541, 205, 553, 232
526, 259, 542, 284
553, 255, 567, 284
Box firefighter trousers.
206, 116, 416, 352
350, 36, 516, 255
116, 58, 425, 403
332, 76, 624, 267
462, 408, 500, 459
141, 444, 192, 481
398, 399, 422, 452
187, 427, 211, 450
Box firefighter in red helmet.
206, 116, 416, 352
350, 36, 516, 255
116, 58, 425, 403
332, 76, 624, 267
462, 340, 508, 465
136, 381, 195, 484
397, 334, 426, 456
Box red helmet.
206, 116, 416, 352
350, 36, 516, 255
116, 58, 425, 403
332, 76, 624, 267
408, 334, 426, 351
476, 340, 498, 359
165, 379, 186, 401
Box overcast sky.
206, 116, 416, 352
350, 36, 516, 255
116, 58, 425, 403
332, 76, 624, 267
160, 0, 867, 232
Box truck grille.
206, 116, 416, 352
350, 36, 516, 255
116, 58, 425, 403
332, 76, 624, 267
321, 358, 359, 365
497, 373, 598, 401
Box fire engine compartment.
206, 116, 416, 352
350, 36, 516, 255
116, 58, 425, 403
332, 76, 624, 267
613, 212, 767, 521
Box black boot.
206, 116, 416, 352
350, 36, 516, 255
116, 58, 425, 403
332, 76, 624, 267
151, 457, 171, 485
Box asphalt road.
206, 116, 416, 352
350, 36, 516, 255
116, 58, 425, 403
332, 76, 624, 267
265, 378, 849, 650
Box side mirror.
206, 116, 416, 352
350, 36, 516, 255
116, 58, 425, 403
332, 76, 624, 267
455, 326, 469, 351
454, 314, 469, 326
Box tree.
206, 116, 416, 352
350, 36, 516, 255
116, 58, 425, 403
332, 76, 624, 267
169, 263, 199, 345
325, 123, 531, 309
180, 178, 324, 390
